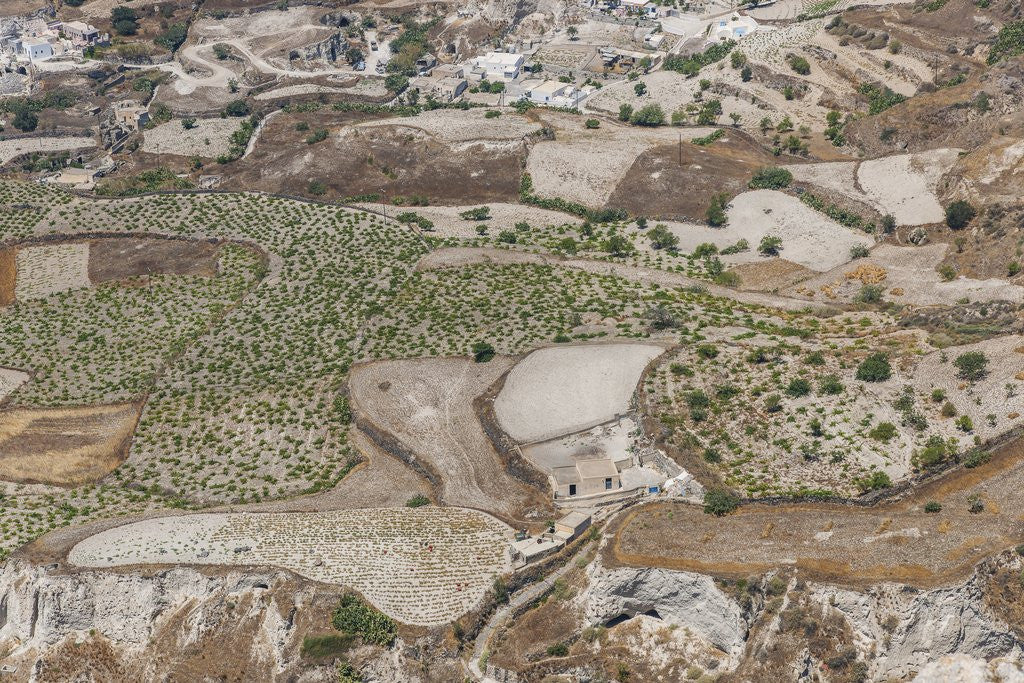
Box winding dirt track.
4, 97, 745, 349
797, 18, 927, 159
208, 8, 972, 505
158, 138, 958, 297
610, 435, 1024, 588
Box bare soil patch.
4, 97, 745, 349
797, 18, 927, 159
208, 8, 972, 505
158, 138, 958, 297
348, 357, 551, 521
0, 403, 140, 487
88, 238, 221, 284
224, 109, 525, 204
728, 258, 817, 292
610, 431, 1024, 589
606, 134, 776, 221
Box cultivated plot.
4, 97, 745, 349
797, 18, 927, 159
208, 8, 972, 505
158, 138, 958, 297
69, 507, 513, 625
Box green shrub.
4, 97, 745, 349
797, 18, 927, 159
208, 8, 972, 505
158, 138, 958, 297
472, 341, 495, 363
301, 633, 355, 658
703, 488, 740, 516
706, 193, 729, 226
546, 642, 570, 657
788, 55, 811, 74
630, 103, 665, 126
786, 377, 811, 397
924, 501, 942, 513
869, 421, 898, 442
945, 201, 976, 230
856, 353, 891, 382
988, 20, 1024, 64
962, 448, 991, 468
818, 374, 844, 395
758, 235, 783, 256
748, 167, 793, 190
648, 224, 679, 250
405, 494, 431, 507
331, 595, 396, 647
953, 351, 988, 381
855, 470, 892, 493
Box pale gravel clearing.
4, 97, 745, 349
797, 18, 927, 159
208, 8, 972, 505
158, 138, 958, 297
525, 116, 716, 208
494, 343, 665, 443
68, 507, 512, 626
787, 244, 1024, 305
356, 202, 580, 237
348, 108, 541, 145
0, 136, 96, 165
14, 243, 91, 301
857, 149, 962, 226
142, 118, 240, 157
0, 367, 29, 402
663, 190, 873, 272
255, 83, 347, 100
785, 161, 859, 196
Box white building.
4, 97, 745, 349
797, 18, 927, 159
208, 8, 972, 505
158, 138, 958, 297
523, 79, 577, 107
469, 51, 525, 81
620, 0, 658, 16
22, 39, 53, 62
709, 14, 759, 42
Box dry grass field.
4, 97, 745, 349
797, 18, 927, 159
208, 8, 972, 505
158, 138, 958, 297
0, 403, 140, 486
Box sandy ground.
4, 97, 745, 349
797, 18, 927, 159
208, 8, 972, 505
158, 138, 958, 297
356, 202, 581, 237
68, 507, 512, 626
14, 242, 91, 301
141, 118, 240, 158
786, 160, 859, 196
494, 343, 664, 443
348, 356, 549, 520
662, 190, 874, 272
0, 136, 97, 165
787, 244, 1024, 305
525, 114, 716, 208
0, 367, 29, 402
348, 108, 541, 147
858, 149, 961, 226
254, 83, 348, 101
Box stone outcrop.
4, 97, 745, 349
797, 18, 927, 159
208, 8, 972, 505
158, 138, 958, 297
814, 574, 1022, 679
582, 561, 748, 663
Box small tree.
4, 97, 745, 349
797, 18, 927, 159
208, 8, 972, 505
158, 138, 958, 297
181, 117, 198, 130
945, 200, 976, 230
585, 118, 600, 129
706, 193, 728, 226
472, 342, 495, 363
856, 353, 891, 382
567, 25, 579, 40
648, 224, 679, 250
618, 103, 634, 122
634, 82, 647, 97
953, 351, 988, 381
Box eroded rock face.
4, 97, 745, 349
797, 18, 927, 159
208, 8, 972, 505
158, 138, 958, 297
0, 559, 328, 680
582, 562, 748, 662
813, 576, 1023, 680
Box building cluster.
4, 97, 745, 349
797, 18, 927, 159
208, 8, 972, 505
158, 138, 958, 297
1, 17, 107, 65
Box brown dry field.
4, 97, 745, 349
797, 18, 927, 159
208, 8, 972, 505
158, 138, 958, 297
0, 247, 14, 307
609, 435, 1024, 589
0, 403, 141, 487
222, 109, 523, 204
347, 357, 553, 524
88, 238, 221, 284
728, 258, 816, 293
605, 134, 775, 221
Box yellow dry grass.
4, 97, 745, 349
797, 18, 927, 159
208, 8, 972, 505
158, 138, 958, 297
0, 403, 140, 486
845, 264, 887, 285
0, 247, 15, 307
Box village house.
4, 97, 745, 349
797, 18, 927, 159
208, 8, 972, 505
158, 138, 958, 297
469, 51, 525, 82
113, 102, 150, 130
21, 38, 54, 62
709, 14, 759, 42
62, 21, 101, 46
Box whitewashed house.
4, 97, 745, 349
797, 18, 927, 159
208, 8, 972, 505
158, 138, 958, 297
469, 51, 525, 81
709, 14, 759, 43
